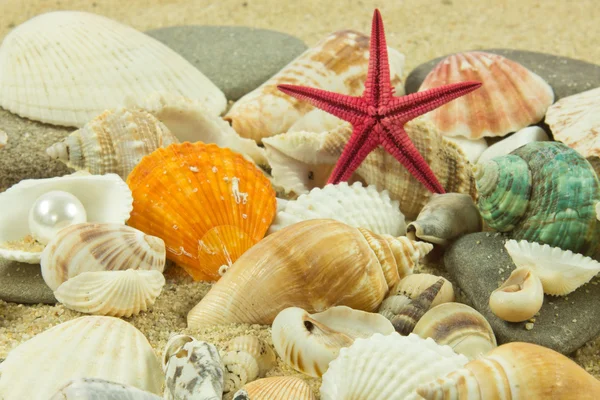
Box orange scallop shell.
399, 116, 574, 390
126, 142, 276, 281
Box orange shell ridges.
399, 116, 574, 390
126, 142, 276, 281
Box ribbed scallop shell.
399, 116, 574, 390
505, 239, 600, 295
319, 333, 469, 400
546, 86, 600, 158
0, 172, 133, 264
126, 142, 277, 281
40, 223, 166, 291
268, 182, 405, 236
477, 126, 549, 165
224, 30, 405, 143
0, 11, 226, 127
0, 316, 163, 399
237, 376, 316, 400
50, 378, 162, 400
222, 335, 276, 393
419, 51, 554, 139
46, 108, 179, 180
394, 274, 455, 308
264, 119, 476, 220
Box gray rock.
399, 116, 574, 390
444, 232, 600, 355
146, 26, 308, 101
0, 258, 56, 304
405, 49, 600, 101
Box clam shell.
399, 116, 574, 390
489, 267, 544, 322
224, 30, 405, 143
53, 269, 165, 317
50, 378, 162, 400
0, 11, 226, 127
268, 182, 406, 236
272, 306, 394, 377
264, 119, 476, 220
419, 51, 554, 139
0, 316, 163, 399
505, 239, 600, 296
319, 333, 469, 400
0, 172, 133, 264
126, 142, 276, 281
221, 336, 276, 393
393, 273, 455, 307
41, 223, 166, 291
546, 86, 600, 158
46, 108, 179, 180
238, 376, 315, 400
477, 126, 549, 165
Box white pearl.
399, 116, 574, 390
28, 190, 87, 244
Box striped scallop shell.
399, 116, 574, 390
0, 316, 163, 399
50, 378, 162, 400
237, 376, 316, 400
419, 51, 554, 139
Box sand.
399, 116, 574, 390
0, 0, 599, 397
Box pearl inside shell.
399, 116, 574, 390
28, 190, 87, 244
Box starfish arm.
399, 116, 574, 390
383, 81, 482, 122
362, 9, 393, 108
379, 121, 446, 194
277, 84, 368, 124
327, 121, 379, 184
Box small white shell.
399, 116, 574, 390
477, 126, 549, 164
0, 172, 132, 264
319, 333, 469, 400
50, 378, 162, 400
505, 239, 600, 295
0, 316, 163, 399
489, 267, 544, 322
221, 335, 276, 393
268, 182, 406, 236
444, 136, 488, 164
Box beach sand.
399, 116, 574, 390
0, 0, 599, 397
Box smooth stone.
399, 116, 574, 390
444, 232, 600, 355
0, 258, 56, 304
477, 126, 549, 164
146, 26, 308, 101
405, 49, 600, 101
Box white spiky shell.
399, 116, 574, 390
50, 378, 162, 400
0, 11, 226, 127
268, 182, 406, 236
505, 239, 600, 295
54, 269, 165, 317
320, 333, 469, 400
0, 316, 163, 399
477, 126, 549, 165
0, 172, 132, 264
41, 223, 166, 291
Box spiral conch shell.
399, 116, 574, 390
221, 335, 276, 393
187, 219, 433, 328
394, 274, 455, 308
417, 342, 600, 399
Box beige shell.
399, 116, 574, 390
394, 274, 455, 308
40, 223, 166, 291
287, 108, 345, 134
419, 51, 554, 139
0, 130, 7, 149
546, 86, 600, 158
46, 108, 179, 180
444, 136, 488, 164
187, 219, 433, 328
417, 342, 600, 399
412, 302, 497, 360
237, 376, 316, 400
224, 30, 405, 143
263, 119, 477, 220
477, 126, 549, 165
489, 267, 544, 322
50, 378, 163, 400
271, 306, 394, 377
221, 336, 276, 393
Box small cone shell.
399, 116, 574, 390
394, 274, 455, 308
238, 376, 316, 400
387, 279, 445, 335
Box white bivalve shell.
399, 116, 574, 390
319, 333, 469, 400
0, 11, 226, 127
0, 172, 132, 264
268, 182, 406, 236
272, 306, 394, 377
0, 316, 163, 400
50, 378, 162, 400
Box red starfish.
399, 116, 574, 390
277, 9, 482, 193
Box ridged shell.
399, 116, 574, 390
546, 86, 600, 158
475, 142, 600, 259
46, 108, 179, 180
187, 219, 433, 328
320, 333, 469, 400
271, 306, 394, 377
419, 51, 554, 139
505, 239, 600, 295
416, 342, 600, 400
221, 336, 276, 393
237, 376, 316, 400
224, 30, 405, 143
50, 378, 162, 400
268, 182, 406, 236
0, 11, 226, 127
264, 119, 477, 220
40, 223, 166, 291
393, 274, 455, 308
126, 142, 276, 281
489, 267, 544, 322
0, 172, 132, 264
0, 316, 163, 399
226, 335, 276, 376
412, 303, 497, 360
477, 126, 549, 165
53, 269, 165, 317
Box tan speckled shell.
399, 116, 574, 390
394, 274, 455, 307
238, 376, 316, 400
